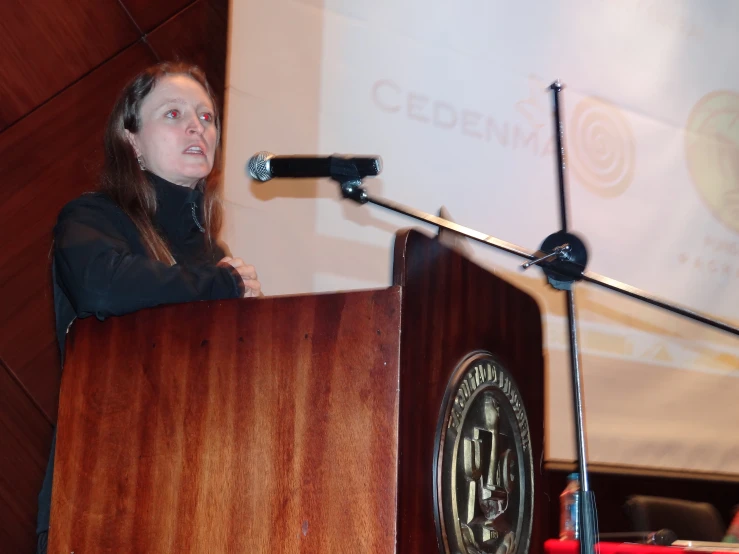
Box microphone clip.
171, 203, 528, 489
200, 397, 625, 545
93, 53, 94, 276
329, 157, 369, 204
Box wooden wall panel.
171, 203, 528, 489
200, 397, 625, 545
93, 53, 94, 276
0, 361, 54, 554
0, 42, 158, 422
0, 0, 138, 131
147, 0, 229, 103
121, 0, 196, 33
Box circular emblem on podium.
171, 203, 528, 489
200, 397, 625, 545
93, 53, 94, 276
433, 353, 533, 554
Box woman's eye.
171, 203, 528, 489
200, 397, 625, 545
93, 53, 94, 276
200, 112, 214, 123
166, 109, 180, 118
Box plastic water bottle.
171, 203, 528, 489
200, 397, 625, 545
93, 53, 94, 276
559, 472, 580, 540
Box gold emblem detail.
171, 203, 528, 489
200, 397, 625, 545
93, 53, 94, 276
685, 91, 739, 234
435, 354, 533, 554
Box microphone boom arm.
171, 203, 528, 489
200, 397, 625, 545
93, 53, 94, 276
335, 185, 738, 337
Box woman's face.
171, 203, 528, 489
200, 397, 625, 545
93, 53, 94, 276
128, 74, 218, 188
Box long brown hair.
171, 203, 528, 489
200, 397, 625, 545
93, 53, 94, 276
101, 62, 224, 265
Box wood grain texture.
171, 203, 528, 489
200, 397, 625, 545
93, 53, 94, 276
0, 0, 139, 130
146, 0, 229, 105
392, 229, 546, 554
50, 289, 401, 553
0, 360, 54, 554
121, 0, 196, 33
0, 42, 158, 422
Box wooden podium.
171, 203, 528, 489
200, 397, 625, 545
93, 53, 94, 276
49, 229, 545, 554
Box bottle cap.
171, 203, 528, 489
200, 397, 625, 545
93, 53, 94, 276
567, 472, 579, 481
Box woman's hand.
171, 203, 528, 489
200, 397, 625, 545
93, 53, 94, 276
218, 257, 263, 298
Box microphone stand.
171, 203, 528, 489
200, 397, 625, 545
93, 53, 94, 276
328, 82, 739, 554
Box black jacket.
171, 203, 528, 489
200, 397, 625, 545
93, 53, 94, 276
52, 171, 242, 350
38, 171, 243, 535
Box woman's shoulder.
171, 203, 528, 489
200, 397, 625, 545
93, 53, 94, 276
55, 190, 132, 227
57, 191, 118, 217
54, 191, 133, 237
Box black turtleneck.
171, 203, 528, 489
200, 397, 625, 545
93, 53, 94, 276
147, 171, 212, 264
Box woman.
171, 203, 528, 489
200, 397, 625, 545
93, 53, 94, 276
37, 62, 261, 553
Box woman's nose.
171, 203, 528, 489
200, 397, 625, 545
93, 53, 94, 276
186, 114, 204, 134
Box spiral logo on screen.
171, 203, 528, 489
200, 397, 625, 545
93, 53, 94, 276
685, 91, 739, 234
568, 97, 635, 198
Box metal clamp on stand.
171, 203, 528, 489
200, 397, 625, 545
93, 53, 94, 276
522, 231, 589, 291
329, 157, 369, 204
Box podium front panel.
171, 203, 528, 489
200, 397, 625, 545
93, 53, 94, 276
50, 288, 402, 553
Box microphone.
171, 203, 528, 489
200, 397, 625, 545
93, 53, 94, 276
248, 151, 382, 182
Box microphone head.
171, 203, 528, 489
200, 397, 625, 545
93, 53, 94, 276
247, 151, 275, 181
